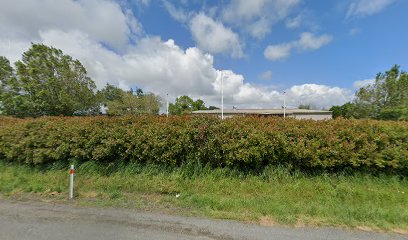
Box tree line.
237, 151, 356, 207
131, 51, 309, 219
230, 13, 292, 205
330, 65, 408, 120
2, 43, 406, 120
0, 44, 213, 117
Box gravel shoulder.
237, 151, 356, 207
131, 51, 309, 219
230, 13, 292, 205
0, 199, 406, 240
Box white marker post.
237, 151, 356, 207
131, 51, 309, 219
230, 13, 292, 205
69, 165, 74, 199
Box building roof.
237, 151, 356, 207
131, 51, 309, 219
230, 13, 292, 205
192, 109, 332, 115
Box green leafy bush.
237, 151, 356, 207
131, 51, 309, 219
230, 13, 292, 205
0, 116, 407, 174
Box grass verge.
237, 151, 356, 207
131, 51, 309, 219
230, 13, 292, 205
0, 161, 407, 234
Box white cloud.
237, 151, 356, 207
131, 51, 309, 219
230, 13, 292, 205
161, 4, 244, 58
346, 0, 395, 18
212, 74, 351, 108
296, 32, 332, 51
259, 71, 273, 81
0, 38, 33, 64
286, 15, 302, 29
162, 0, 189, 23
247, 18, 271, 39
222, 0, 301, 39
0, 0, 142, 52
287, 84, 352, 108
353, 79, 375, 89
264, 43, 293, 61
190, 13, 243, 58
264, 32, 333, 61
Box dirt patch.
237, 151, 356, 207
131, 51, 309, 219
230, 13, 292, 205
392, 228, 408, 235
356, 225, 385, 233
259, 216, 277, 226
81, 191, 99, 198
295, 219, 306, 228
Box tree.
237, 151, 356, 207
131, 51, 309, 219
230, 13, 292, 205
169, 95, 209, 115
353, 65, 408, 120
0, 44, 98, 117
97, 84, 161, 115
208, 106, 219, 110
298, 104, 311, 110
106, 91, 161, 115
97, 83, 124, 106
331, 65, 408, 120
0, 56, 19, 115
0, 57, 13, 84
330, 102, 355, 119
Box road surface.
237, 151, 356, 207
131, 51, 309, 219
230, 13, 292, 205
0, 200, 406, 240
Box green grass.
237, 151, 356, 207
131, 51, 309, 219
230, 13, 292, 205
0, 161, 407, 233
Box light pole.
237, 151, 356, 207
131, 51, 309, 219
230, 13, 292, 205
283, 91, 286, 119
221, 72, 224, 120
166, 93, 169, 117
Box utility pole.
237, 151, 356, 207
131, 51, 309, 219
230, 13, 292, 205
283, 91, 286, 119
166, 93, 169, 117
221, 72, 224, 120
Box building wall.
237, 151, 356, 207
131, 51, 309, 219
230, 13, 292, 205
193, 113, 332, 120
293, 114, 332, 120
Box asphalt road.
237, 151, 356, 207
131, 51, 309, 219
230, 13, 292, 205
0, 200, 406, 240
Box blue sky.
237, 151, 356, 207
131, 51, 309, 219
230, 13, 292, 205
0, 0, 407, 109
135, 0, 408, 88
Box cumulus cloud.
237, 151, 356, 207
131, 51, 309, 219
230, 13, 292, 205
161, 4, 244, 58
190, 13, 243, 58
247, 18, 271, 39
0, 0, 350, 110
259, 71, 273, 81
353, 79, 375, 89
297, 32, 333, 51
264, 43, 292, 61
0, 0, 142, 51
222, 0, 301, 39
0, 38, 33, 64
287, 84, 351, 108
346, 0, 395, 18
264, 32, 333, 61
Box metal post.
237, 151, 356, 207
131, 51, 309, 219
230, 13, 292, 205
166, 93, 169, 117
221, 72, 224, 120
69, 165, 74, 199
283, 91, 286, 119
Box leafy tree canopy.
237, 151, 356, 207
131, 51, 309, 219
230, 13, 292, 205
298, 104, 311, 110
331, 65, 408, 120
169, 95, 210, 115
330, 102, 355, 119
106, 90, 161, 115
97, 83, 124, 106
0, 44, 98, 117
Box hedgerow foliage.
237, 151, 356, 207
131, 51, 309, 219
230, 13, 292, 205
0, 116, 407, 174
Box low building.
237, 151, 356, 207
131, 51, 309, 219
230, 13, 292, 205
192, 109, 332, 120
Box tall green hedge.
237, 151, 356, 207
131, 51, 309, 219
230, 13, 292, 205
0, 116, 407, 174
